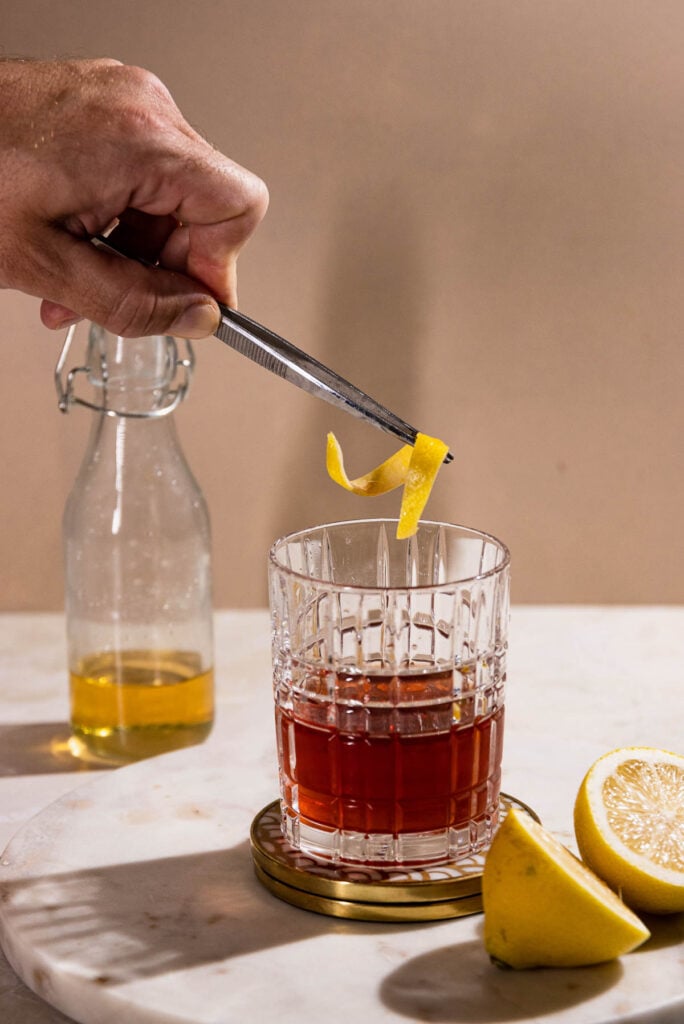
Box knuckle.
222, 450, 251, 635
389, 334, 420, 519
120, 64, 173, 107
249, 175, 270, 218
215, 163, 270, 223
106, 67, 177, 146
233, 173, 269, 237
89, 57, 124, 71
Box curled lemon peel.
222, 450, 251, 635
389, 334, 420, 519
397, 432, 449, 539
325, 431, 449, 538
326, 433, 412, 496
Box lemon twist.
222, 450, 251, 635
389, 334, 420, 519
326, 431, 449, 539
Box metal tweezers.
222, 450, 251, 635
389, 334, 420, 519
93, 234, 453, 462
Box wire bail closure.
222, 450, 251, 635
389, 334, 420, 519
55, 323, 195, 419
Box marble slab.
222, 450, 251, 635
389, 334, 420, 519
0, 744, 682, 1022
1, 607, 683, 1023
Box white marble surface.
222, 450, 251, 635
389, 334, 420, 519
0, 608, 683, 1024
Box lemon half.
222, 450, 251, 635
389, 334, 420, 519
482, 807, 650, 969
574, 746, 684, 914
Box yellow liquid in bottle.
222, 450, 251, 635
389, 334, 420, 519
70, 649, 214, 763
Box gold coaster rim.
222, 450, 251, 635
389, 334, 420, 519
252, 862, 485, 922
250, 792, 540, 906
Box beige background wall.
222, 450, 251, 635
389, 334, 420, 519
1, 1, 683, 609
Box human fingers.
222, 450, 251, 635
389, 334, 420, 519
160, 223, 239, 309
107, 209, 179, 263
25, 146, 264, 330
178, 174, 269, 308
0, 59, 267, 324
78, 125, 268, 311
35, 228, 220, 338
131, 147, 269, 308
39, 301, 82, 330
40, 211, 181, 329
84, 64, 269, 306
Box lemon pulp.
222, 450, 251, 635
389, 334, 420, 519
602, 758, 684, 870
574, 746, 684, 914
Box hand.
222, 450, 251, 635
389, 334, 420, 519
0, 58, 269, 338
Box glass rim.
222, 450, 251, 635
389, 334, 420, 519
268, 518, 510, 591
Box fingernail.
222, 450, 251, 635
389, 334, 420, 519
55, 314, 83, 330
170, 301, 220, 339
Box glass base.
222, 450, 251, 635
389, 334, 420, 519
282, 802, 500, 867
69, 720, 213, 765
252, 796, 539, 920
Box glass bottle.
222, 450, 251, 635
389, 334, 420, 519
59, 324, 214, 763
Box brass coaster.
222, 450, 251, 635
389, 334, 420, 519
253, 861, 485, 922
250, 793, 539, 922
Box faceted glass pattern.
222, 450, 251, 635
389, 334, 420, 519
269, 520, 510, 866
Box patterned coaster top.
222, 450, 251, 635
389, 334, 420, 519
250, 793, 539, 905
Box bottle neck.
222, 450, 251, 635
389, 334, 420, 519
87, 326, 178, 417
73, 388, 198, 531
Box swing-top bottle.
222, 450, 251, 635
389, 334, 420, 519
59, 323, 214, 762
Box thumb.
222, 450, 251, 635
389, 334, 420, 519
38, 232, 220, 338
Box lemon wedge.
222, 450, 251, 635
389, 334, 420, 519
574, 747, 684, 914
482, 807, 650, 969
326, 431, 449, 539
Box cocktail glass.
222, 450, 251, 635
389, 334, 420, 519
269, 519, 510, 866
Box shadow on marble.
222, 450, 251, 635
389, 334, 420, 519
1, 838, 409, 988
379, 936, 623, 1022
634, 912, 684, 953
0, 724, 108, 777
